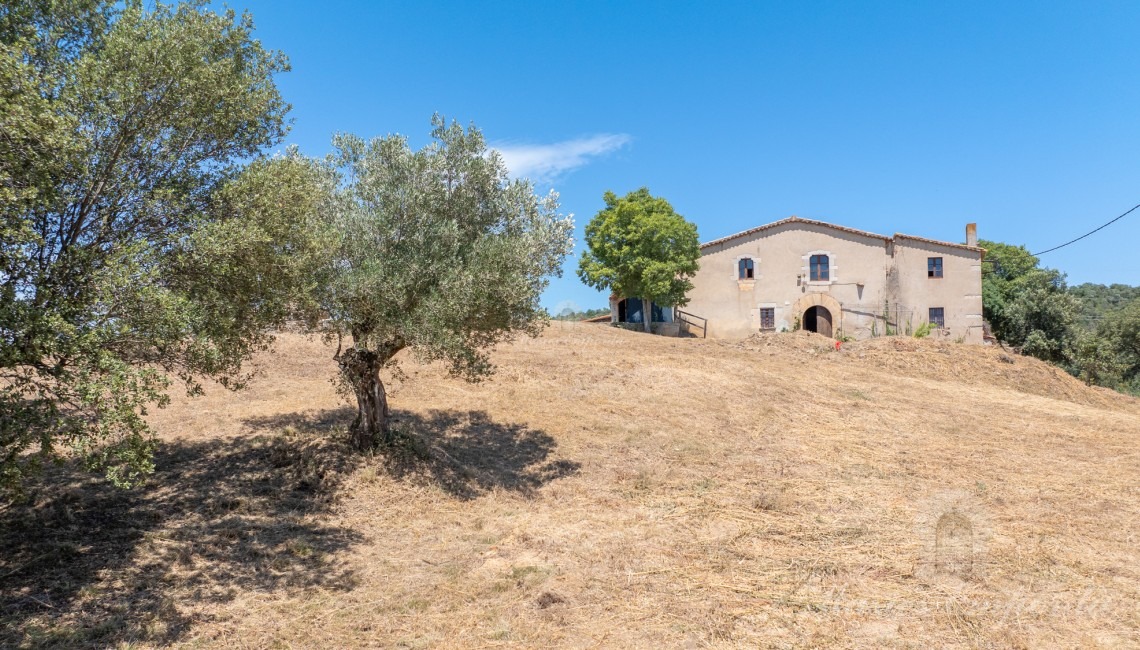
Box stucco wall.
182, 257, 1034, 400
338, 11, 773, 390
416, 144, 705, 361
687, 221, 892, 339
892, 237, 985, 343
685, 221, 984, 342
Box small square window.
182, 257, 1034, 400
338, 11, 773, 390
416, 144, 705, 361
928, 257, 943, 278
760, 307, 775, 330
929, 307, 945, 328
738, 258, 755, 280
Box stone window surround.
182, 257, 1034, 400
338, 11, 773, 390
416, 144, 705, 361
757, 302, 778, 331
801, 250, 836, 285
734, 254, 761, 283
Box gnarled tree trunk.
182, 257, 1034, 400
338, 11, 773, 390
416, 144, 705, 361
336, 347, 390, 450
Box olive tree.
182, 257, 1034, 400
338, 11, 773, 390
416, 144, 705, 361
577, 188, 700, 332
319, 117, 573, 450
0, 1, 320, 492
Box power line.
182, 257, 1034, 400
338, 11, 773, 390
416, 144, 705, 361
1033, 202, 1140, 256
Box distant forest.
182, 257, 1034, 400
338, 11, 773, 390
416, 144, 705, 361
553, 307, 611, 321
1070, 283, 1140, 326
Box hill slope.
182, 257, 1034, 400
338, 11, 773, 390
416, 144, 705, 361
4, 324, 1139, 648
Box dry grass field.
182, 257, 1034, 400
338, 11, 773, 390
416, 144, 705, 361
2, 323, 1139, 648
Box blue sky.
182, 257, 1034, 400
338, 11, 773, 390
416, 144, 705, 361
221, 1, 1140, 312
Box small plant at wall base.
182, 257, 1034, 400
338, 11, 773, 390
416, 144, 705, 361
577, 188, 700, 333
913, 322, 935, 339
881, 300, 895, 336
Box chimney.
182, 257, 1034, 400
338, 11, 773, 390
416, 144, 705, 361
966, 223, 977, 247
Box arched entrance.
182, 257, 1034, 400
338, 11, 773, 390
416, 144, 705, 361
803, 305, 833, 337
790, 293, 843, 339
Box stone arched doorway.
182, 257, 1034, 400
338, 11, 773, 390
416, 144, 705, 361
803, 305, 833, 337
791, 293, 843, 339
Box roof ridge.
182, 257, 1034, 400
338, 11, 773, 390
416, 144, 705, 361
699, 217, 983, 253
700, 216, 890, 249
894, 232, 985, 252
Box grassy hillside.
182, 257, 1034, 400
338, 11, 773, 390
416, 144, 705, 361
3, 324, 1138, 648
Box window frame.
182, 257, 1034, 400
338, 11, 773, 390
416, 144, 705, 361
928, 257, 944, 279
759, 307, 776, 331
738, 257, 755, 280
929, 307, 946, 328
809, 254, 830, 282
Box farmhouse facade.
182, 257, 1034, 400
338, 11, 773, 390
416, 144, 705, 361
681, 217, 985, 342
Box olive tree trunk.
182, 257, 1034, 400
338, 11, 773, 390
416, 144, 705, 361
336, 347, 391, 450
642, 297, 652, 333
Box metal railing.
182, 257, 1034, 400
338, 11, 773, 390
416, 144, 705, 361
674, 309, 707, 338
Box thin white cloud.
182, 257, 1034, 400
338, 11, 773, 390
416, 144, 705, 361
493, 134, 631, 183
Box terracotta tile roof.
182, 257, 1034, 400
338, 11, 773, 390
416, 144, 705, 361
892, 232, 985, 253
700, 216, 889, 249
699, 216, 984, 253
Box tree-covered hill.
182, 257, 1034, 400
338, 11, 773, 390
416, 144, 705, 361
1069, 283, 1140, 326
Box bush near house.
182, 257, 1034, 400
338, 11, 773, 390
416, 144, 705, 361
981, 239, 1140, 395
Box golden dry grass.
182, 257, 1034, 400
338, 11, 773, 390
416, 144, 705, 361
3, 323, 1139, 648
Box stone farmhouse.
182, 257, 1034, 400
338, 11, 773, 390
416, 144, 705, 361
610, 217, 985, 342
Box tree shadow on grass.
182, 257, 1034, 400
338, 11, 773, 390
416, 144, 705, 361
0, 424, 363, 648
384, 409, 581, 499
243, 407, 580, 501
0, 406, 578, 647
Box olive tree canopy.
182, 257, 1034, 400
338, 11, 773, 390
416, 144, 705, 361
319, 117, 573, 450
0, 0, 323, 493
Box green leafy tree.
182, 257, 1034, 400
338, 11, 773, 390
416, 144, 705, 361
979, 240, 1082, 364
1099, 300, 1140, 394
981, 240, 1140, 394
1003, 270, 1083, 364
1069, 330, 1123, 388
0, 1, 313, 493
577, 188, 700, 332
979, 240, 1042, 339
317, 117, 573, 450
